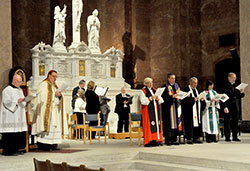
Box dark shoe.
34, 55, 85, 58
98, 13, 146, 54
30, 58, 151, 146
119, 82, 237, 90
2, 152, 19, 156
165, 141, 172, 146
187, 139, 193, 144
144, 143, 151, 147
172, 141, 180, 145
150, 141, 159, 147
233, 138, 241, 142
193, 140, 203, 144
17, 151, 25, 155
225, 138, 231, 142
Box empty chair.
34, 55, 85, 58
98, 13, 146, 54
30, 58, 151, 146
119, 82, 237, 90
129, 113, 143, 146
83, 112, 107, 144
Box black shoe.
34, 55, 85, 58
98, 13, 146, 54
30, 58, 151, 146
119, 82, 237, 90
2, 152, 19, 156
17, 151, 25, 155
144, 143, 151, 147
225, 138, 231, 142
165, 141, 172, 146
187, 139, 193, 144
193, 140, 203, 144
172, 141, 180, 145
233, 138, 241, 142
150, 141, 159, 147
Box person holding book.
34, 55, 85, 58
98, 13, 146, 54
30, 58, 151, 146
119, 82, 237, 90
140, 77, 164, 147
85, 81, 100, 139
181, 77, 205, 144
202, 80, 220, 143
0, 74, 27, 156
224, 72, 245, 142
162, 73, 183, 145
115, 87, 132, 133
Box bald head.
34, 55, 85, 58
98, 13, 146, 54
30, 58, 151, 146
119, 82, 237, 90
12, 74, 22, 88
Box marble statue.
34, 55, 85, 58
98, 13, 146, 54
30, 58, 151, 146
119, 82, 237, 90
87, 9, 101, 53
74, 0, 83, 32
69, 0, 83, 49
53, 5, 67, 50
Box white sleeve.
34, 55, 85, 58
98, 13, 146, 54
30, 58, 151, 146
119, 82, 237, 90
2, 87, 18, 113
158, 96, 164, 104
140, 90, 150, 106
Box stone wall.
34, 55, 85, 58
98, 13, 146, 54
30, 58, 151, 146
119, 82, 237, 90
240, 0, 250, 121
0, 0, 12, 106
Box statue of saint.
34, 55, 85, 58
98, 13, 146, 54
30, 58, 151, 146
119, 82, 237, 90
87, 9, 100, 51
53, 5, 67, 47
75, 0, 83, 32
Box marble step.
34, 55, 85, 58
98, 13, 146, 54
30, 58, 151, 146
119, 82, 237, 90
138, 152, 250, 171
134, 160, 225, 171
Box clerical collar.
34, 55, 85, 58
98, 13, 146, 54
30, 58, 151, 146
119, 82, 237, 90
10, 84, 18, 89
122, 93, 126, 97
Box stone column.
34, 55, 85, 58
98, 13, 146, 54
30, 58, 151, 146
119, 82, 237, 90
240, 0, 250, 129
0, 0, 12, 107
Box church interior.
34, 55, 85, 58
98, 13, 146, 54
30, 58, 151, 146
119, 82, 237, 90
0, 0, 250, 170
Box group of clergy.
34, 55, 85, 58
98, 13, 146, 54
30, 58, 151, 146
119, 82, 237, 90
140, 72, 245, 147
0, 70, 245, 155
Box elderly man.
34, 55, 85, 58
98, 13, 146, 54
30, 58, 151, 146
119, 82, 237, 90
224, 72, 245, 142
115, 87, 132, 133
0, 74, 27, 156
72, 80, 86, 110
32, 70, 68, 151
182, 77, 204, 144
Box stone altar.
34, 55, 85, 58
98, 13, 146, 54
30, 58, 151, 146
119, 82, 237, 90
28, 1, 140, 134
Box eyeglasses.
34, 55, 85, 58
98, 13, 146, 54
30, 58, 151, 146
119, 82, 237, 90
50, 75, 57, 78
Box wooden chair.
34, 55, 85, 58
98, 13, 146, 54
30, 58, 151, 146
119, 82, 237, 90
33, 158, 51, 171
84, 112, 107, 144
129, 113, 143, 146
70, 113, 86, 140
50, 161, 67, 171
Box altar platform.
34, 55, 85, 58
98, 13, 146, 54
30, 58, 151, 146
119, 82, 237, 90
1, 133, 250, 171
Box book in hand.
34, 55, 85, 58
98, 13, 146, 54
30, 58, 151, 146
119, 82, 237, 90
236, 83, 248, 90
155, 87, 165, 97
24, 93, 39, 102
123, 96, 133, 103
94, 86, 109, 96
212, 93, 229, 103
176, 91, 191, 100
58, 83, 68, 92
198, 91, 207, 100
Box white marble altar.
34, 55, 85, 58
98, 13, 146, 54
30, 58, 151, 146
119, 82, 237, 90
28, 4, 140, 134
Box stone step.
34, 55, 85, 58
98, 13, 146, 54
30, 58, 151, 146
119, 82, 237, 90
138, 152, 250, 171
134, 160, 225, 171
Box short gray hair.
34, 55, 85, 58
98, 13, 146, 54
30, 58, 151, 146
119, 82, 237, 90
79, 80, 85, 85
189, 77, 198, 83
228, 72, 236, 77
144, 77, 153, 86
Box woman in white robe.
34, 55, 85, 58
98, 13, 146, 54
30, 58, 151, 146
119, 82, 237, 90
202, 80, 220, 143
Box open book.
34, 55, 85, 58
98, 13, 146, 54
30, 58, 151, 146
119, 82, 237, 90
236, 83, 248, 90
212, 93, 229, 103
155, 87, 165, 97
198, 91, 207, 100
123, 96, 133, 103
58, 83, 68, 92
24, 93, 39, 102
94, 86, 109, 96
176, 91, 191, 100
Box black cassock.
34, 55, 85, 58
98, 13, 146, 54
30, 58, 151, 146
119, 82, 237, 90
224, 82, 244, 140
181, 86, 205, 141
162, 84, 180, 143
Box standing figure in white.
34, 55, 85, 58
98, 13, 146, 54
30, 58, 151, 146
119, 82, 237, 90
75, 0, 83, 32
87, 9, 101, 52
53, 5, 67, 47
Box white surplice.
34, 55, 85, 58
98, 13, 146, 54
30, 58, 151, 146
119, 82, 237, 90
0, 85, 27, 133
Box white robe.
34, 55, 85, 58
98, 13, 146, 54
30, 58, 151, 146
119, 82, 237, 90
0, 86, 27, 133
31, 80, 68, 144
202, 90, 220, 134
